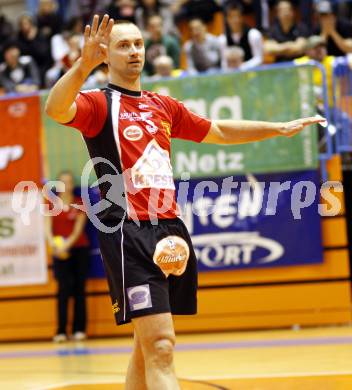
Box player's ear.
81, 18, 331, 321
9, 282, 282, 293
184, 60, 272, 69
100, 43, 108, 64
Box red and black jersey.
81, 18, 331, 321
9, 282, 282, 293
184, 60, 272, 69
65, 83, 211, 221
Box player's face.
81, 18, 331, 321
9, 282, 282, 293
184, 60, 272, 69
107, 24, 145, 78
277, 1, 294, 23
226, 10, 243, 31
189, 20, 206, 41
308, 45, 327, 62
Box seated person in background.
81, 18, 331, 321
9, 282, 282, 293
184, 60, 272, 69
50, 17, 84, 68
315, 0, 352, 57
219, 2, 263, 71
223, 0, 272, 32
46, 33, 82, 87
295, 35, 335, 109
223, 46, 245, 70
264, 0, 309, 62
148, 54, 185, 80
144, 14, 180, 76
17, 13, 53, 86
135, 0, 178, 36
183, 18, 221, 74
0, 41, 40, 93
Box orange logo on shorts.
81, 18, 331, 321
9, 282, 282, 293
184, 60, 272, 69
153, 236, 190, 277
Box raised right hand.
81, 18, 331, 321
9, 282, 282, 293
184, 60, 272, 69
81, 14, 114, 72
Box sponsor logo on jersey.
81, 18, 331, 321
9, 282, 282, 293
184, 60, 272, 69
127, 284, 152, 311
123, 125, 143, 141
153, 235, 190, 277
161, 120, 171, 138
131, 139, 175, 189
119, 111, 152, 121
0, 145, 24, 170
138, 103, 149, 109
120, 111, 140, 120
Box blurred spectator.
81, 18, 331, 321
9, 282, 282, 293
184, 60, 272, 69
223, 0, 271, 32
83, 64, 110, 88
144, 15, 180, 75
183, 18, 221, 73
295, 35, 335, 108
224, 46, 244, 70
46, 33, 81, 87
0, 13, 14, 62
219, 2, 263, 71
314, 0, 352, 57
0, 41, 40, 94
46, 171, 90, 343
135, 0, 177, 36
172, 0, 222, 23
264, 0, 309, 62
106, 0, 137, 23
37, 0, 62, 39
67, 0, 110, 25
148, 55, 184, 80
18, 13, 53, 86
51, 17, 84, 65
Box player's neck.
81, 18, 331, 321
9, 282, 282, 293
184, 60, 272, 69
109, 74, 141, 93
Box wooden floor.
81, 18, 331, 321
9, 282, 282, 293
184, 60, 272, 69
1, 325, 352, 390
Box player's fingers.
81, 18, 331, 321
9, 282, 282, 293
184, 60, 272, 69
84, 24, 90, 41
91, 14, 99, 36
303, 116, 327, 126
84, 25, 90, 41
105, 18, 114, 37
98, 14, 109, 35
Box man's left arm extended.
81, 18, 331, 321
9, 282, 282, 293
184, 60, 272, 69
202, 117, 325, 145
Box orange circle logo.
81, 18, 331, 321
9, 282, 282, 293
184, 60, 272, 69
153, 236, 190, 277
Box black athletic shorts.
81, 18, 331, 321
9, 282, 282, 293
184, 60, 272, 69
97, 217, 198, 325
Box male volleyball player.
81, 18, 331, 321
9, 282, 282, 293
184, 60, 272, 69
45, 15, 324, 390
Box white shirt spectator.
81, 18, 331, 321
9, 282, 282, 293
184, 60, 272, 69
218, 27, 263, 71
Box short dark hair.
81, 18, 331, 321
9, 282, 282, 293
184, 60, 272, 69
3, 40, 20, 54
225, 1, 244, 15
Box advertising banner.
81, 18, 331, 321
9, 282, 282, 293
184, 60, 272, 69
0, 95, 42, 190
146, 65, 318, 177
0, 192, 47, 286
176, 169, 323, 271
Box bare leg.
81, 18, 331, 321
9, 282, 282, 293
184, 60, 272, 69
132, 313, 180, 390
125, 331, 147, 390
